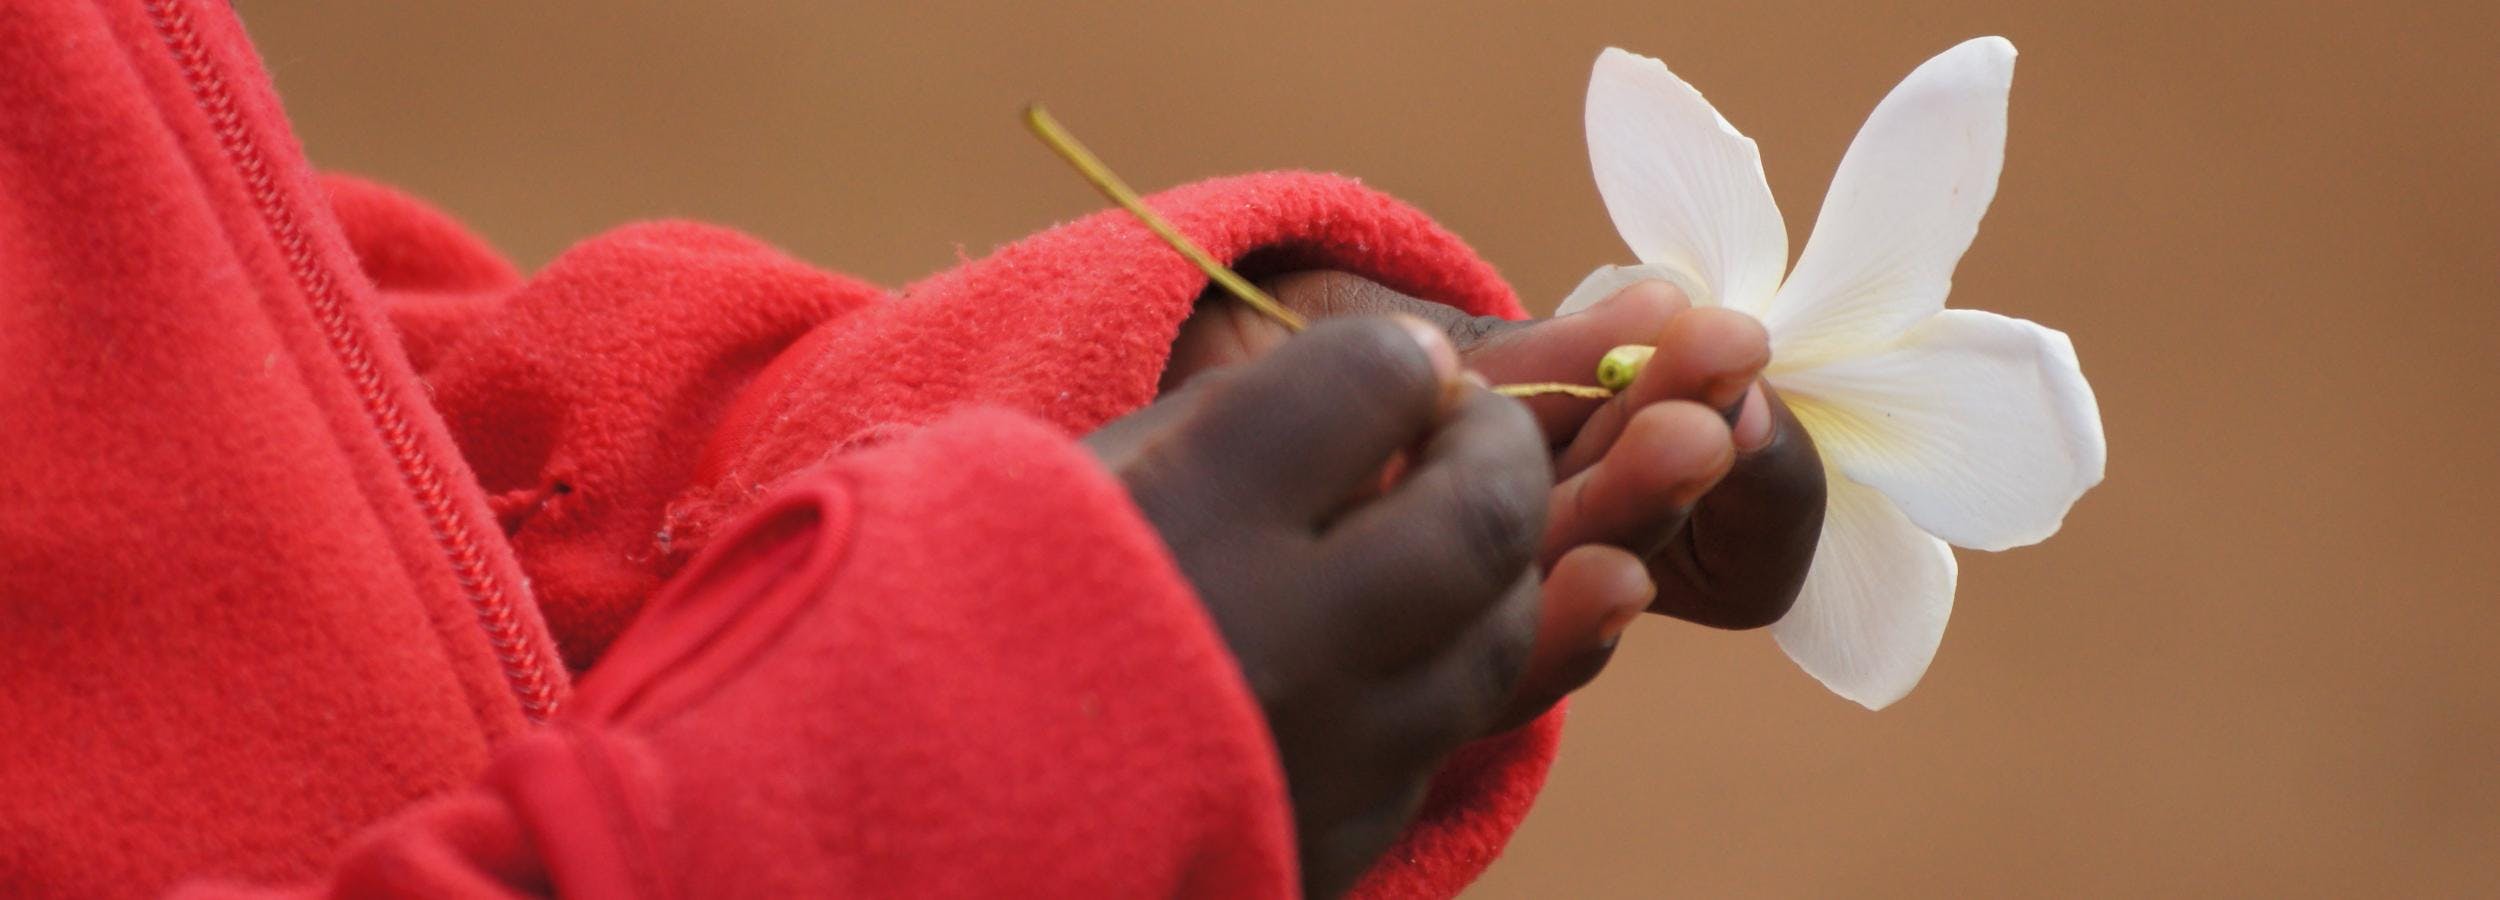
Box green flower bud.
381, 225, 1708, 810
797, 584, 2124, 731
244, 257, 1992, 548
1597, 344, 1656, 392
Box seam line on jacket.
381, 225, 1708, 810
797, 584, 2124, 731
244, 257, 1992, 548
142, 0, 561, 720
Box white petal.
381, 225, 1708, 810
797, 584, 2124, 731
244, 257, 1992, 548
1585, 48, 1788, 314
1772, 473, 1958, 710
1766, 36, 2015, 365
1774, 309, 2105, 552
1552, 262, 1709, 317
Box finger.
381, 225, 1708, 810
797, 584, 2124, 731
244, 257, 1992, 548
1266, 271, 1689, 442
1316, 386, 1551, 668
1651, 385, 1827, 629
1486, 544, 1652, 733
1537, 400, 1737, 571
1454, 280, 1685, 441
1191, 315, 1460, 523
1555, 307, 1769, 478
1376, 567, 1543, 762
1160, 292, 1298, 393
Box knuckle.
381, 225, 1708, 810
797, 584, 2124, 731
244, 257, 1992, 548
1262, 269, 1355, 308
1409, 608, 1534, 754
1444, 470, 1543, 591
1442, 313, 1511, 349
1283, 269, 1371, 315
1176, 363, 1246, 400
1474, 598, 1537, 702
1468, 390, 1545, 456
1279, 318, 1441, 428
1449, 397, 1549, 532
1323, 317, 1437, 390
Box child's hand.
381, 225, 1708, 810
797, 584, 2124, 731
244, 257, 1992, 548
1090, 316, 1652, 898
1167, 272, 1826, 635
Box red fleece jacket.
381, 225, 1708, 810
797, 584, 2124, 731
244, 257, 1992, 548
0, 1, 1561, 897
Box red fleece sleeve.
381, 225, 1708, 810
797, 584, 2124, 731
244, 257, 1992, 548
319, 173, 524, 373
387, 171, 1567, 898
676, 173, 1566, 899
176, 409, 1297, 899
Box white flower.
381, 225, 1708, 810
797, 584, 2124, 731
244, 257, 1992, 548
1556, 37, 2106, 709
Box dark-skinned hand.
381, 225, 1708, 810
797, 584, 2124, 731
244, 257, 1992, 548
1163, 271, 1828, 729
1086, 317, 1652, 899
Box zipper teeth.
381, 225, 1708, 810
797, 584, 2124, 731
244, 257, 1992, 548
146, 0, 560, 720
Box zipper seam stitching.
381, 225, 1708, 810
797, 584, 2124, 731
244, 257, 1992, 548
142, 0, 561, 720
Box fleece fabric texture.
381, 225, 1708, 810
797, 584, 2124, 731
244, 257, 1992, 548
4, 0, 1564, 896
415, 218, 884, 667
176, 412, 1300, 898
0, 1, 564, 896
321, 173, 524, 373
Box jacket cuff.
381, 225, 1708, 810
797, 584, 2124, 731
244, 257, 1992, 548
1348, 709, 1564, 898
685, 171, 1528, 533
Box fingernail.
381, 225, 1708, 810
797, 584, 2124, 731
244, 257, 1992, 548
1392, 314, 1461, 385
1732, 384, 1774, 452
1599, 602, 1644, 643
1611, 280, 1678, 309
1568, 279, 1677, 318
1709, 373, 1754, 425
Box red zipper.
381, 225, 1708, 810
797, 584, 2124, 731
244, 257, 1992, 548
145, 0, 562, 721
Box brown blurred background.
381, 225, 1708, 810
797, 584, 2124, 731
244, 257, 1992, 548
240, 2, 2499, 896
